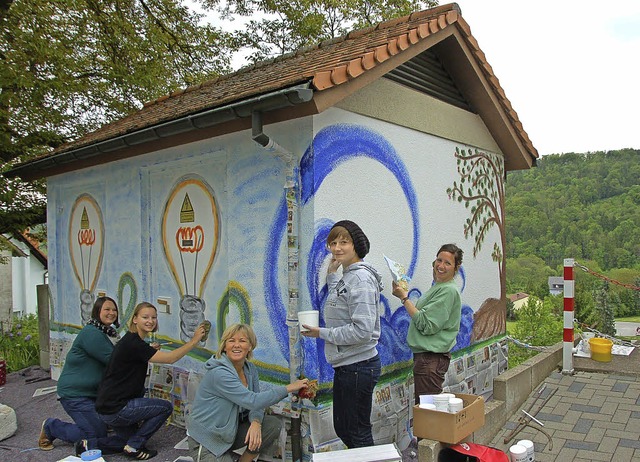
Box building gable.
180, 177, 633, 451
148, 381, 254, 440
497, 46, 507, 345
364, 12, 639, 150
6, 3, 537, 182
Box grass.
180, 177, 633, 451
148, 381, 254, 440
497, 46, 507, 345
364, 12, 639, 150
616, 316, 640, 323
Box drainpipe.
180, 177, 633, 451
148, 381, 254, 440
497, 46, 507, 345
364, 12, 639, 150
252, 111, 303, 462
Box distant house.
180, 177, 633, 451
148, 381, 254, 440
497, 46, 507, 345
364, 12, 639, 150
548, 277, 564, 296
508, 292, 529, 310
0, 233, 48, 320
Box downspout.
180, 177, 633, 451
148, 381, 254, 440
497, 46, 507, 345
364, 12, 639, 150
251, 111, 303, 462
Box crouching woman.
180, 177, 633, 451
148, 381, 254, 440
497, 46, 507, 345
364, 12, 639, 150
187, 323, 308, 462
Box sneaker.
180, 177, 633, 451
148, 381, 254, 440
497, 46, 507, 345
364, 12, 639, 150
124, 445, 158, 460
38, 420, 54, 451
74, 439, 88, 456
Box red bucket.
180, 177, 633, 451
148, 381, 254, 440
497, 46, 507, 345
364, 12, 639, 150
0, 359, 6, 386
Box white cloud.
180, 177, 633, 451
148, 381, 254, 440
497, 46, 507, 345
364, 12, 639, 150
454, 0, 640, 155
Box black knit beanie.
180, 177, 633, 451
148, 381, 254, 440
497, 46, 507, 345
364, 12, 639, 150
331, 220, 370, 258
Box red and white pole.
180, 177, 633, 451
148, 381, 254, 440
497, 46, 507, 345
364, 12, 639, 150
562, 258, 575, 374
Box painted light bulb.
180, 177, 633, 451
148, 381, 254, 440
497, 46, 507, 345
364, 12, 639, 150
69, 194, 104, 324
162, 176, 219, 342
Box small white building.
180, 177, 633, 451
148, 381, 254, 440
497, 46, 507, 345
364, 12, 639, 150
0, 233, 48, 320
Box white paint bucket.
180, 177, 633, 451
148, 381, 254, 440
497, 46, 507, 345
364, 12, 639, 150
509, 444, 528, 462
516, 439, 534, 461
298, 310, 319, 332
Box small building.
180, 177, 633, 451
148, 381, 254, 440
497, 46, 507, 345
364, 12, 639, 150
0, 233, 48, 321
6, 3, 536, 450
508, 292, 529, 311
548, 276, 564, 296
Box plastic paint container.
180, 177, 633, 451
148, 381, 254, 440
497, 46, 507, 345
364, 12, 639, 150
589, 338, 613, 362
298, 310, 319, 332
509, 444, 527, 462
516, 439, 535, 461
448, 397, 464, 413
419, 394, 435, 405
81, 449, 103, 461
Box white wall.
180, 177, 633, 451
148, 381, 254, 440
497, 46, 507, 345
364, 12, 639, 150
3, 238, 47, 316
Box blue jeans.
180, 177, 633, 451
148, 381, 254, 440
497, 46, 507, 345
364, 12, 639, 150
332, 354, 381, 448
98, 397, 173, 450
45, 397, 126, 454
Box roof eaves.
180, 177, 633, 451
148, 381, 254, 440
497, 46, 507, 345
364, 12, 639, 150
311, 8, 461, 92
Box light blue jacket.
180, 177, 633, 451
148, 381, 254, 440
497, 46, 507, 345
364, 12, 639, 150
186, 354, 288, 457
319, 261, 383, 367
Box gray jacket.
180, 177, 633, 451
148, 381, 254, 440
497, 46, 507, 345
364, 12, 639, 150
319, 261, 383, 367
186, 354, 288, 456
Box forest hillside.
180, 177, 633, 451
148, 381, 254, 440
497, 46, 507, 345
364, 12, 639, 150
504, 148, 639, 318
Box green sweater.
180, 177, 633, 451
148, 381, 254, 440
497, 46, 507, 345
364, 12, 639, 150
406, 280, 461, 354
57, 324, 114, 399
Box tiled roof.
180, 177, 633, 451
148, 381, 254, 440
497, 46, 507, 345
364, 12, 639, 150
508, 292, 529, 302
10, 2, 538, 178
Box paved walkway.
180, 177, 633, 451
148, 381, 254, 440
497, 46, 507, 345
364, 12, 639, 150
615, 321, 640, 337
489, 348, 640, 461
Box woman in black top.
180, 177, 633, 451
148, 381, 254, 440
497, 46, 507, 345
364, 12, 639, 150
95, 302, 205, 460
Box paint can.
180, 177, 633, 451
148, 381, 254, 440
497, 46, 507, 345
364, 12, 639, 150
516, 439, 534, 461
509, 444, 528, 462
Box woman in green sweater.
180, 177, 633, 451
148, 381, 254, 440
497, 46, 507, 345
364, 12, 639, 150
39, 296, 127, 454
392, 244, 463, 403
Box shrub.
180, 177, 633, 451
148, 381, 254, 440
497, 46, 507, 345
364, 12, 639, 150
509, 296, 563, 368
0, 314, 40, 373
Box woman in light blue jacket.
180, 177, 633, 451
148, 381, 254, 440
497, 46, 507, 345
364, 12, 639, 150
187, 324, 308, 462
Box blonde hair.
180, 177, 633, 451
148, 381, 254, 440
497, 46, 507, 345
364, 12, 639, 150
216, 323, 257, 360
128, 302, 158, 333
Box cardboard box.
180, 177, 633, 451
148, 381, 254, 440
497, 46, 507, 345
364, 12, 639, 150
412, 393, 485, 444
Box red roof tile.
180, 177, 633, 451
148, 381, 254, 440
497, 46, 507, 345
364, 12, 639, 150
10, 3, 538, 178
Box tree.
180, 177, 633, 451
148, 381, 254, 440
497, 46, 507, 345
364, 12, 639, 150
509, 295, 563, 367
506, 298, 516, 321
593, 281, 616, 336
448, 147, 506, 297
448, 147, 506, 341
222, 0, 437, 62
505, 254, 554, 294
1, 0, 239, 235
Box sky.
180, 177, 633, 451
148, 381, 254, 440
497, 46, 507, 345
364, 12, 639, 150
449, 0, 640, 156
196, 0, 640, 157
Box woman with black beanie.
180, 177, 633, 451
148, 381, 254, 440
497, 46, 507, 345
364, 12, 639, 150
301, 220, 383, 449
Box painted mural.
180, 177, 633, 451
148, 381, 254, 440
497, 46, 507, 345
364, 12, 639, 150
447, 147, 507, 342
68, 193, 104, 324
48, 109, 508, 452
161, 175, 220, 342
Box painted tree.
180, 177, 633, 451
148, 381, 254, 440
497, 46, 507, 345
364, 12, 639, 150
447, 147, 506, 341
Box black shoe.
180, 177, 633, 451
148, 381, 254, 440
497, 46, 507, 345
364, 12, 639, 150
124, 446, 158, 460
74, 439, 88, 456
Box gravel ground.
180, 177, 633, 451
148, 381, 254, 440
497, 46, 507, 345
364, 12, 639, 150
0, 366, 417, 462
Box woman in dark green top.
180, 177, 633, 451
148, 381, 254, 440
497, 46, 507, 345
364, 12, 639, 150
39, 297, 127, 455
